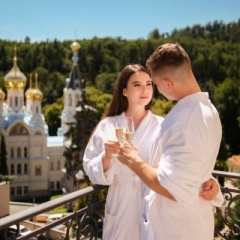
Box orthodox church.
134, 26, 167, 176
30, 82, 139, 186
0, 41, 83, 200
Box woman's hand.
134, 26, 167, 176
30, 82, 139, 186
102, 140, 120, 172
199, 179, 219, 201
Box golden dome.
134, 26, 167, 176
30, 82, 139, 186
70, 41, 81, 52
31, 88, 43, 101
31, 73, 43, 102
4, 47, 27, 90
0, 88, 5, 101
25, 74, 33, 100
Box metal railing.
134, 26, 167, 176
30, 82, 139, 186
0, 170, 239, 240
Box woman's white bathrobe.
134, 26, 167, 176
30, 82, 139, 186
143, 93, 223, 240
83, 111, 164, 240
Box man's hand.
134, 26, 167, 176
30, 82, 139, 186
117, 142, 139, 166
199, 179, 219, 201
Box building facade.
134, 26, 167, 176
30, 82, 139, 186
0, 47, 65, 200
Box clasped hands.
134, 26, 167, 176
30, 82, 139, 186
104, 140, 138, 166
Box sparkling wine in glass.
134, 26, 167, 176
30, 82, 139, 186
115, 117, 134, 144
124, 117, 134, 143
115, 118, 126, 144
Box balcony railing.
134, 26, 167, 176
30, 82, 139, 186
0, 170, 239, 240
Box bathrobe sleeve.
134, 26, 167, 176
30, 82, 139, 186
158, 130, 204, 207
83, 120, 115, 185
209, 176, 225, 207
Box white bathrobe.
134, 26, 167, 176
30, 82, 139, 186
143, 92, 222, 240
83, 111, 164, 240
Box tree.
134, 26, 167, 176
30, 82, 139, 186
148, 28, 161, 39
213, 78, 240, 155
42, 97, 63, 136
0, 132, 8, 175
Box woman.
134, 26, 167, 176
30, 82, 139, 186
83, 64, 221, 240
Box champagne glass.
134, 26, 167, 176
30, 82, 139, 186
115, 117, 134, 144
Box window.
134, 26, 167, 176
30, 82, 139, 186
9, 97, 12, 107
15, 96, 18, 106
56, 181, 60, 190
17, 147, 21, 158
17, 187, 22, 195
35, 166, 42, 176
10, 148, 14, 159
17, 164, 21, 174
9, 123, 28, 136
50, 182, 54, 190
69, 94, 72, 106
10, 164, 14, 175
10, 187, 15, 196
75, 94, 79, 105
24, 163, 28, 174
57, 160, 60, 170
50, 162, 54, 171
36, 106, 39, 114
24, 186, 28, 195
24, 147, 28, 157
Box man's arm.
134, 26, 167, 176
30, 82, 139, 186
118, 143, 175, 201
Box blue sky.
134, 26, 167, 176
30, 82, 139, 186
0, 0, 239, 42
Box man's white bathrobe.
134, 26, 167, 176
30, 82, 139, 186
83, 111, 164, 240
143, 92, 222, 240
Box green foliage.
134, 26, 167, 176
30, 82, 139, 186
42, 97, 63, 136
152, 98, 175, 117
148, 28, 161, 39
233, 199, 240, 219
95, 72, 118, 94
85, 86, 112, 118
46, 194, 68, 214
212, 78, 240, 154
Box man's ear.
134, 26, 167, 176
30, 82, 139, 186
164, 79, 173, 89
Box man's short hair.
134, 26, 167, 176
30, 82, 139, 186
146, 43, 191, 72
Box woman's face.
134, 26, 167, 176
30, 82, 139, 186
123, 71, 153, 107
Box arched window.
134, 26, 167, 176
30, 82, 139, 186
15, 96, 18, 106
17, 164, 21, 174
10, 164, 14, 175
24, 147, 28, 157
9, 123, 28, 136
17, 147, 21, 158
10, 148, 14, 159
24, 163, 28, 174
36, 107, 39, 114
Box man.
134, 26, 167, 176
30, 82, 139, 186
117, 43, 222, 240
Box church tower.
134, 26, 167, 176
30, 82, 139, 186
60, 41, 83, 135
4, 46, 26, 115
28, 73, 45, 128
